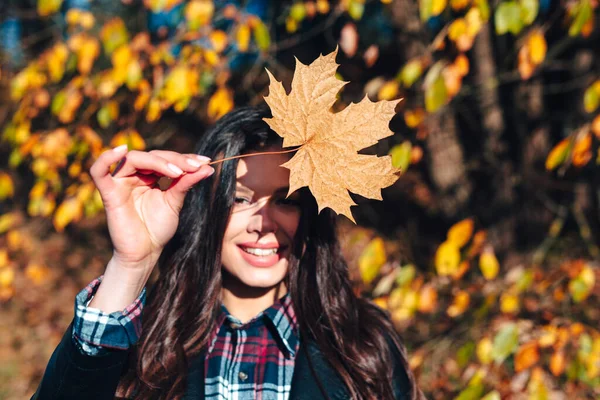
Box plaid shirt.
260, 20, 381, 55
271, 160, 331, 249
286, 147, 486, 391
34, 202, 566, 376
73, 276, 300, 400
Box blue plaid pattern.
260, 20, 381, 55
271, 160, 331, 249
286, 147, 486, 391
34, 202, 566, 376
72, 277, 300, 399
72, 276, 146, 356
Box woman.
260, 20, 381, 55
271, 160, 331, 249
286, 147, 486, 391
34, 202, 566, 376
32, 106, 422, 400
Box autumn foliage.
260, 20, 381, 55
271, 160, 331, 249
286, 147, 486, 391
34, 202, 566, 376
0, 0, 599, 399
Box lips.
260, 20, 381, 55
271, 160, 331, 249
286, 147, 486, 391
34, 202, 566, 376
237, 242, 288, 268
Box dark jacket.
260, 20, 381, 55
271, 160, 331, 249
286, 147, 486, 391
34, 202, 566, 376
32, 322, 412, 400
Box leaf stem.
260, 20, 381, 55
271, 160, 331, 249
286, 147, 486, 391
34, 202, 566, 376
207, 147, 299, 165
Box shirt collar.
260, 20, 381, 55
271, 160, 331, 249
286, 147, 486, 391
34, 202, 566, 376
219, 293, 299, 358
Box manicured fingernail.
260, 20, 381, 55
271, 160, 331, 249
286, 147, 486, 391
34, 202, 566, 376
207, 167, 215, 176
167, 163, 183, 175
186, 158, 201, 168
195, 155, 211, 162
113, 144, 128, 153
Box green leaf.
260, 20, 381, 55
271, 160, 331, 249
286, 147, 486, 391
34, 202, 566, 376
495, 1, 523, 35
396, 264, 416, 287
389, 141, 412, 172
492, 322, 519, 363
583, 84, 599, 113
519, 0, 539, 25
253, 21, 271, 52
97, 105, 112, 128
568, 0, 592, 37
425, 74, 448, 112
398, 60, 423, 88
9, 149, 23, 169
420, 0, 434, 21
475, 0, 491, 21
359, 237, 387, 284
456, 341, 475, 368
348, 0, 365, 20
51, 91, 67, 116
481, 391, 502, 400
289, 2, 306, 22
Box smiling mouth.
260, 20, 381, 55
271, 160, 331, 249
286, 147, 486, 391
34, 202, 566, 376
238, 245, 287, 257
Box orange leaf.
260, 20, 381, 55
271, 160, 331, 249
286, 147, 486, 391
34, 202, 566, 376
210, 30, 229, 53
571, 132, 592, 167
263, 48, 401, 222
591, 115, 600, 139
25, 263, 51, 285
515, 341, 540, 372
528, 31, 547, 65
454, 54, 470, 77
447, 218, 474, 248
404, 108, 425, 128
417, 284, 438, 313
447, 290, 470, 317
549, 350, 565, 376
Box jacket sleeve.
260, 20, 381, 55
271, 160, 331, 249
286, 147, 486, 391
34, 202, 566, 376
388, 334, 414, 400
30, 321, 130, 400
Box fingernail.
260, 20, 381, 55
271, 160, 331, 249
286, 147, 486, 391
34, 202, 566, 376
207, 167, 215, 176
113, 144, 128, 153
186, 158, 202, 168
167, 163, 183, 175
195, 155, 211, 162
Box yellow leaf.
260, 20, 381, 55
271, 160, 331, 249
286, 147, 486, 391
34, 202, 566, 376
432, 0, 448, 16
435, 240, 461, 276
527, 367, 549, 399
528, 31, 547, 65
53, 197, 83, 232
447, 290, 470, 317
465, 7, 483, 37
0, 249, 8, 268
263, 48, 401, 222
448, 18, 468, 41
38, 0, 63, 16
377, 81, 400, 100
450, 0, 470, 11
210, 30, 229, 53
479, 246, 499, 280
0, 173, 15, 201
207, 87, 234, 120
447, 218, 474, 248
538, 325, 557, 348
477, 337, 493, 364
514, 341, 540, 372
25, 263, 51, 285
0, 266, 15, 287
236, 23, 251, 52
0, 213, 20, 235
146, 98, 162, 122
545, 138, 571, 170
404, 108, 425, 128
185, 0, 214, 30
359, 237, 386, 284
500, 292, 520, 314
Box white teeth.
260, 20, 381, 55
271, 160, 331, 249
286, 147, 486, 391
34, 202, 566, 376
242, 247, 278, 256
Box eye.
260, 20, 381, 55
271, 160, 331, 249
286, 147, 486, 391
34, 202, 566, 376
276, 196, 301, 207
234, 197, 251, 205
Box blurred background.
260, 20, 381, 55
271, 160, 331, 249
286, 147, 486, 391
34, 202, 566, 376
0, 0, 599, 398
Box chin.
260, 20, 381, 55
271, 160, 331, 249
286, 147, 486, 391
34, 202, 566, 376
236, 263, 288, 289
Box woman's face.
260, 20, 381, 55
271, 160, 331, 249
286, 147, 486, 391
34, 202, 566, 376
220, 149, 302, 294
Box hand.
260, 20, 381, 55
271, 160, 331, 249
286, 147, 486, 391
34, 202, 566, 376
90, 145, 214, 269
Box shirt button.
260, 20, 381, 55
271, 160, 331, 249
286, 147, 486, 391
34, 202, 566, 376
238, 371, 248, 381
230, 322, 242, 329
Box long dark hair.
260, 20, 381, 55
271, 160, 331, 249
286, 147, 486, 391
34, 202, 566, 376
117, 106, 422, 399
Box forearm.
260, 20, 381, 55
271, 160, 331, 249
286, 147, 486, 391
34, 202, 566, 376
88, 254, 158, 313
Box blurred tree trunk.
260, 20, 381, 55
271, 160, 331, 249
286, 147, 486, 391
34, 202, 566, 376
392, 0, 471, 218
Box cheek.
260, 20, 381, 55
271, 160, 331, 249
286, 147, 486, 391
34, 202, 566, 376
277, 209, 301, 239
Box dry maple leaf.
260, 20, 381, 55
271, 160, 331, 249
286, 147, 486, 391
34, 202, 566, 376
263, 48, 402, 223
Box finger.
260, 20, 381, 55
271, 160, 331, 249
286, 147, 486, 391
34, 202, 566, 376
167, 164, 215, 204
148, 150, 212, 173
111, 150, 187, 179
90, 145, 129, 195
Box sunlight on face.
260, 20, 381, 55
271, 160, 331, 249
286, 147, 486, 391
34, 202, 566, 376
220, 150, 302, 295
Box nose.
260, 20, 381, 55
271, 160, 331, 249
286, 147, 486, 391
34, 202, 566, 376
247, 201, 277, 234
